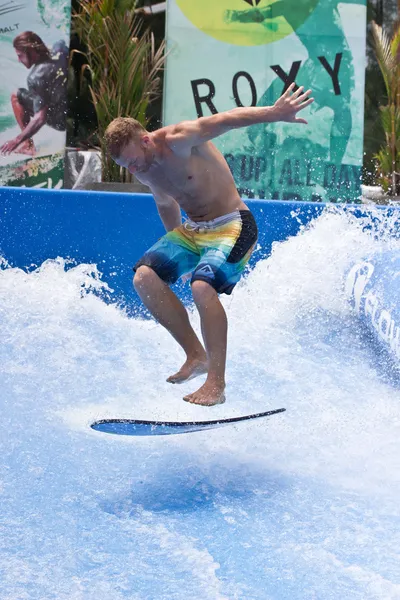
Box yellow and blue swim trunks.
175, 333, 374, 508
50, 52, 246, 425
134, 209, 258, 295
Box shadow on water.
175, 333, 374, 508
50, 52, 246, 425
100, 460, 291, 517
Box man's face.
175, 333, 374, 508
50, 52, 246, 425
16, 49, 32, 69
114, 137, 153, 175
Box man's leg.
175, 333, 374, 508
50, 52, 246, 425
183, 280, 227, 406
10, 92, 36, 155
134, 265, 207, 383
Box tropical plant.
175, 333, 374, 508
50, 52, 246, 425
73, 0, 165, 182
371, 19, 400, 194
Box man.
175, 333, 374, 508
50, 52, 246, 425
0, 32, 68, 156
104, 83, 313, 406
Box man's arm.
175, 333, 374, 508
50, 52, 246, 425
165, 84, 313, 155
151, 186, 182, 232
0, 107, 48, 155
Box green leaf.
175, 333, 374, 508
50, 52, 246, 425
73, 1, 166, 181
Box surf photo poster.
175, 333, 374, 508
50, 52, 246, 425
0, 1, 71, 188
163, 0, 367, 203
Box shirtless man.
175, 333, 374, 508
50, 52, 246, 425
104, 83, 313, 406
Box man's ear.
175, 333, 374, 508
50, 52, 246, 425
140, 135, 150, 148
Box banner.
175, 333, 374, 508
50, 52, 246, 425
0, 1, 71, 189
163, 0, 367, 203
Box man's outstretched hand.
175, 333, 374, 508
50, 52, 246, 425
272, 83, 314, 124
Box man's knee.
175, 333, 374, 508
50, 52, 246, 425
133, 264, 166, 292
133, 265, 153, 289
11, 91, 28, 115
191, 279, 218, 307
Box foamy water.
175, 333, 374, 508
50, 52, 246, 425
1, 209, 400, 600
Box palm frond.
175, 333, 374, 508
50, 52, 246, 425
371, 21, 396, 102
390, 21, 400, 59
73, 0, 166, 182
371, 19, 400, 195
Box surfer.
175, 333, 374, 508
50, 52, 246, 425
104, 83, 313, 406
0, 32, 68, 156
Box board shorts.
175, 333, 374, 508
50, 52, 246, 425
133, 209, 258, 295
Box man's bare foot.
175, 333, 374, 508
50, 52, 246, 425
16, 140, 36, 156
183, 380, 226, 406
167, 356, 208, 384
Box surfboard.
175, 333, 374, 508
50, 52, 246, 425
91, 407, 286, 437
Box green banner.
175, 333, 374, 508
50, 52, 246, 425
0, 1, 71, 189
164, 0, 367, 203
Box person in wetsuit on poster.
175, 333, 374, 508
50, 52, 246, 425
0, 31, 68, 156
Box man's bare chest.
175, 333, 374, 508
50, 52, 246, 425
138, 157, 202, 196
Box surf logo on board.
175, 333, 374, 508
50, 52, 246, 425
346, 261, 400, 360
345, 261, 375, 316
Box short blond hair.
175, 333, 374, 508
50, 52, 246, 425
104, 117, 147, 158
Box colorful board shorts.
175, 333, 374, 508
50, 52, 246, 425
133, 209, 258, 295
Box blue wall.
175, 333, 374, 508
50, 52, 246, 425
0, 186, 399, 314
0, 187, 326, 312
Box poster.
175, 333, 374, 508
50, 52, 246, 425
163, 0, 367, 203
0, 0, 71, 189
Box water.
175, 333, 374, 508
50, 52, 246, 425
1, 209, 400, 600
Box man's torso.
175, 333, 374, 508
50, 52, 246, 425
136, 132, 248, 221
